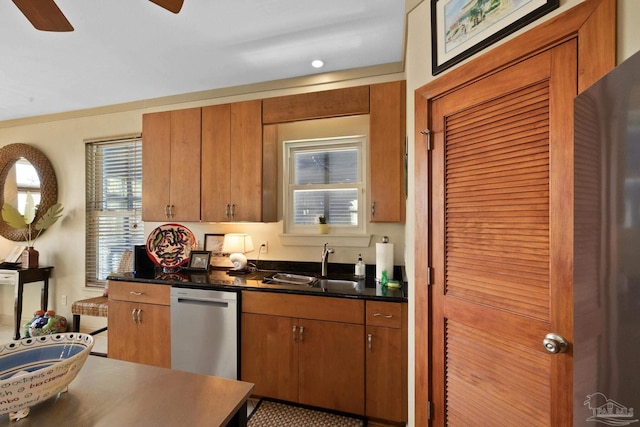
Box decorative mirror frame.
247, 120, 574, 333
0, 143, 58, 242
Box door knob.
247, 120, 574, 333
542, 333, 568, 354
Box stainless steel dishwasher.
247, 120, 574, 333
170, 287, 239, 380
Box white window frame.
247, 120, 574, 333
283, 135, 367, 235
85, 136, 144, 288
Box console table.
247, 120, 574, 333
0, 266, 53, 340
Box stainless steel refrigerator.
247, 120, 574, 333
574, 49, 640, 425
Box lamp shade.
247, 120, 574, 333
222, 234, 254, 270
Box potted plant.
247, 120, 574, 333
318, 215, 329, 234
2, 193, 63, 268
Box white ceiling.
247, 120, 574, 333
0, 0, 406, 123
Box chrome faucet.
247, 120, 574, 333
321, 242, 334, 277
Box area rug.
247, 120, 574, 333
248, 399, 365, 427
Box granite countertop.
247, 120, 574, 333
108, 261, 408, 302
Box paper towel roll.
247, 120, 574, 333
376, 243, 394, 280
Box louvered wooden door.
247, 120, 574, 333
430, 42, 576, 425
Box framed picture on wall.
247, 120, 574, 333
204, 233, 233, 268
431, 0, 559, 75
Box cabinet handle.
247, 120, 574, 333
164, 205, 170, 218
225, 204, 231, 219
169, 205, 175, 218
230, 204, 235, 219
368, 333, 372, 352
373, 313, 393, 319
299, 326, 304, 343
130, 291, 144, 296
131, 309, 137, 323
292, 325, 297, 343
371, 201, 375, 218
137, 309, 143, 323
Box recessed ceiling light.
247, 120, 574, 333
311, 59, 324, 68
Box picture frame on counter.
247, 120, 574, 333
204, 233, 233, 268
188, 251, 211, 270
431, 0, 558, 75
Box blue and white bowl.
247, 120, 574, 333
0, 333, 93, 417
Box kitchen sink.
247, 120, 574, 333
315, 278, 360, 291
267, 272, 317, 286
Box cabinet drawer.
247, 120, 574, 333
242, 291, 364, 324
108, 281, 170, 305
0, 271, 18, 285
366, 301, 403, 328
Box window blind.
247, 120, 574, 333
86, 137, 144, 287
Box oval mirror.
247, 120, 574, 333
0, 144, 58, 242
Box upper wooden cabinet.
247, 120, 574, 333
369, 81, 406, 223
262, 86, 370, 124
201, 100, 264, 222
142, 108, 201, 222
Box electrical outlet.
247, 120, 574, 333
260, 241, 268, 254
61, 295, 67, 306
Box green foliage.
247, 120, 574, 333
318, 215, 327, 224
1, 193, 63, 246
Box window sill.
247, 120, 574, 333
278, 233, 372, 248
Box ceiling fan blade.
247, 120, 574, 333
149, 0, 184, 14
12, 0, 73, 32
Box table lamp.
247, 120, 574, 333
222, 233, 254, 271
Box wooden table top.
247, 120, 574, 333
0, 355, 254, 427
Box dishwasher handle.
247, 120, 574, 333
174, 296, 233, 307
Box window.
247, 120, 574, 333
284, 136, 366, 234
86, 137, 144, 287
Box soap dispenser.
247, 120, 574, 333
355, 254, 365, 278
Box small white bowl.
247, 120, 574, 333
0, 333, 94, 420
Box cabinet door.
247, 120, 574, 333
230, 100, 263, 221
136, 302, 171, 368
108, 300, 141, 363
366, 326, 405, 422
108, 301, 170, 368
201, 104, 231, 221
369, 81, 406, 223
169, 107, 201, 221
241, 313, 298, 401
142, 111, 171, 221
298, 319, 365, 415
142, 108, 201, 221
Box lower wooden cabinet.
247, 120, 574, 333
107, 281, 171, 368
241, 292, 365, 415
365, 301, 408, 423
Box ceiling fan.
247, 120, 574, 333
11, 0, 184, 32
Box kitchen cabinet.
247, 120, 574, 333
142, 108, 201, 222
262, 85, 370, 124
241, 292, 365, 415
369, 80, 406, 223
107, 281, 171, 368
365, 301, 408, 423
201, 100, 264, 222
